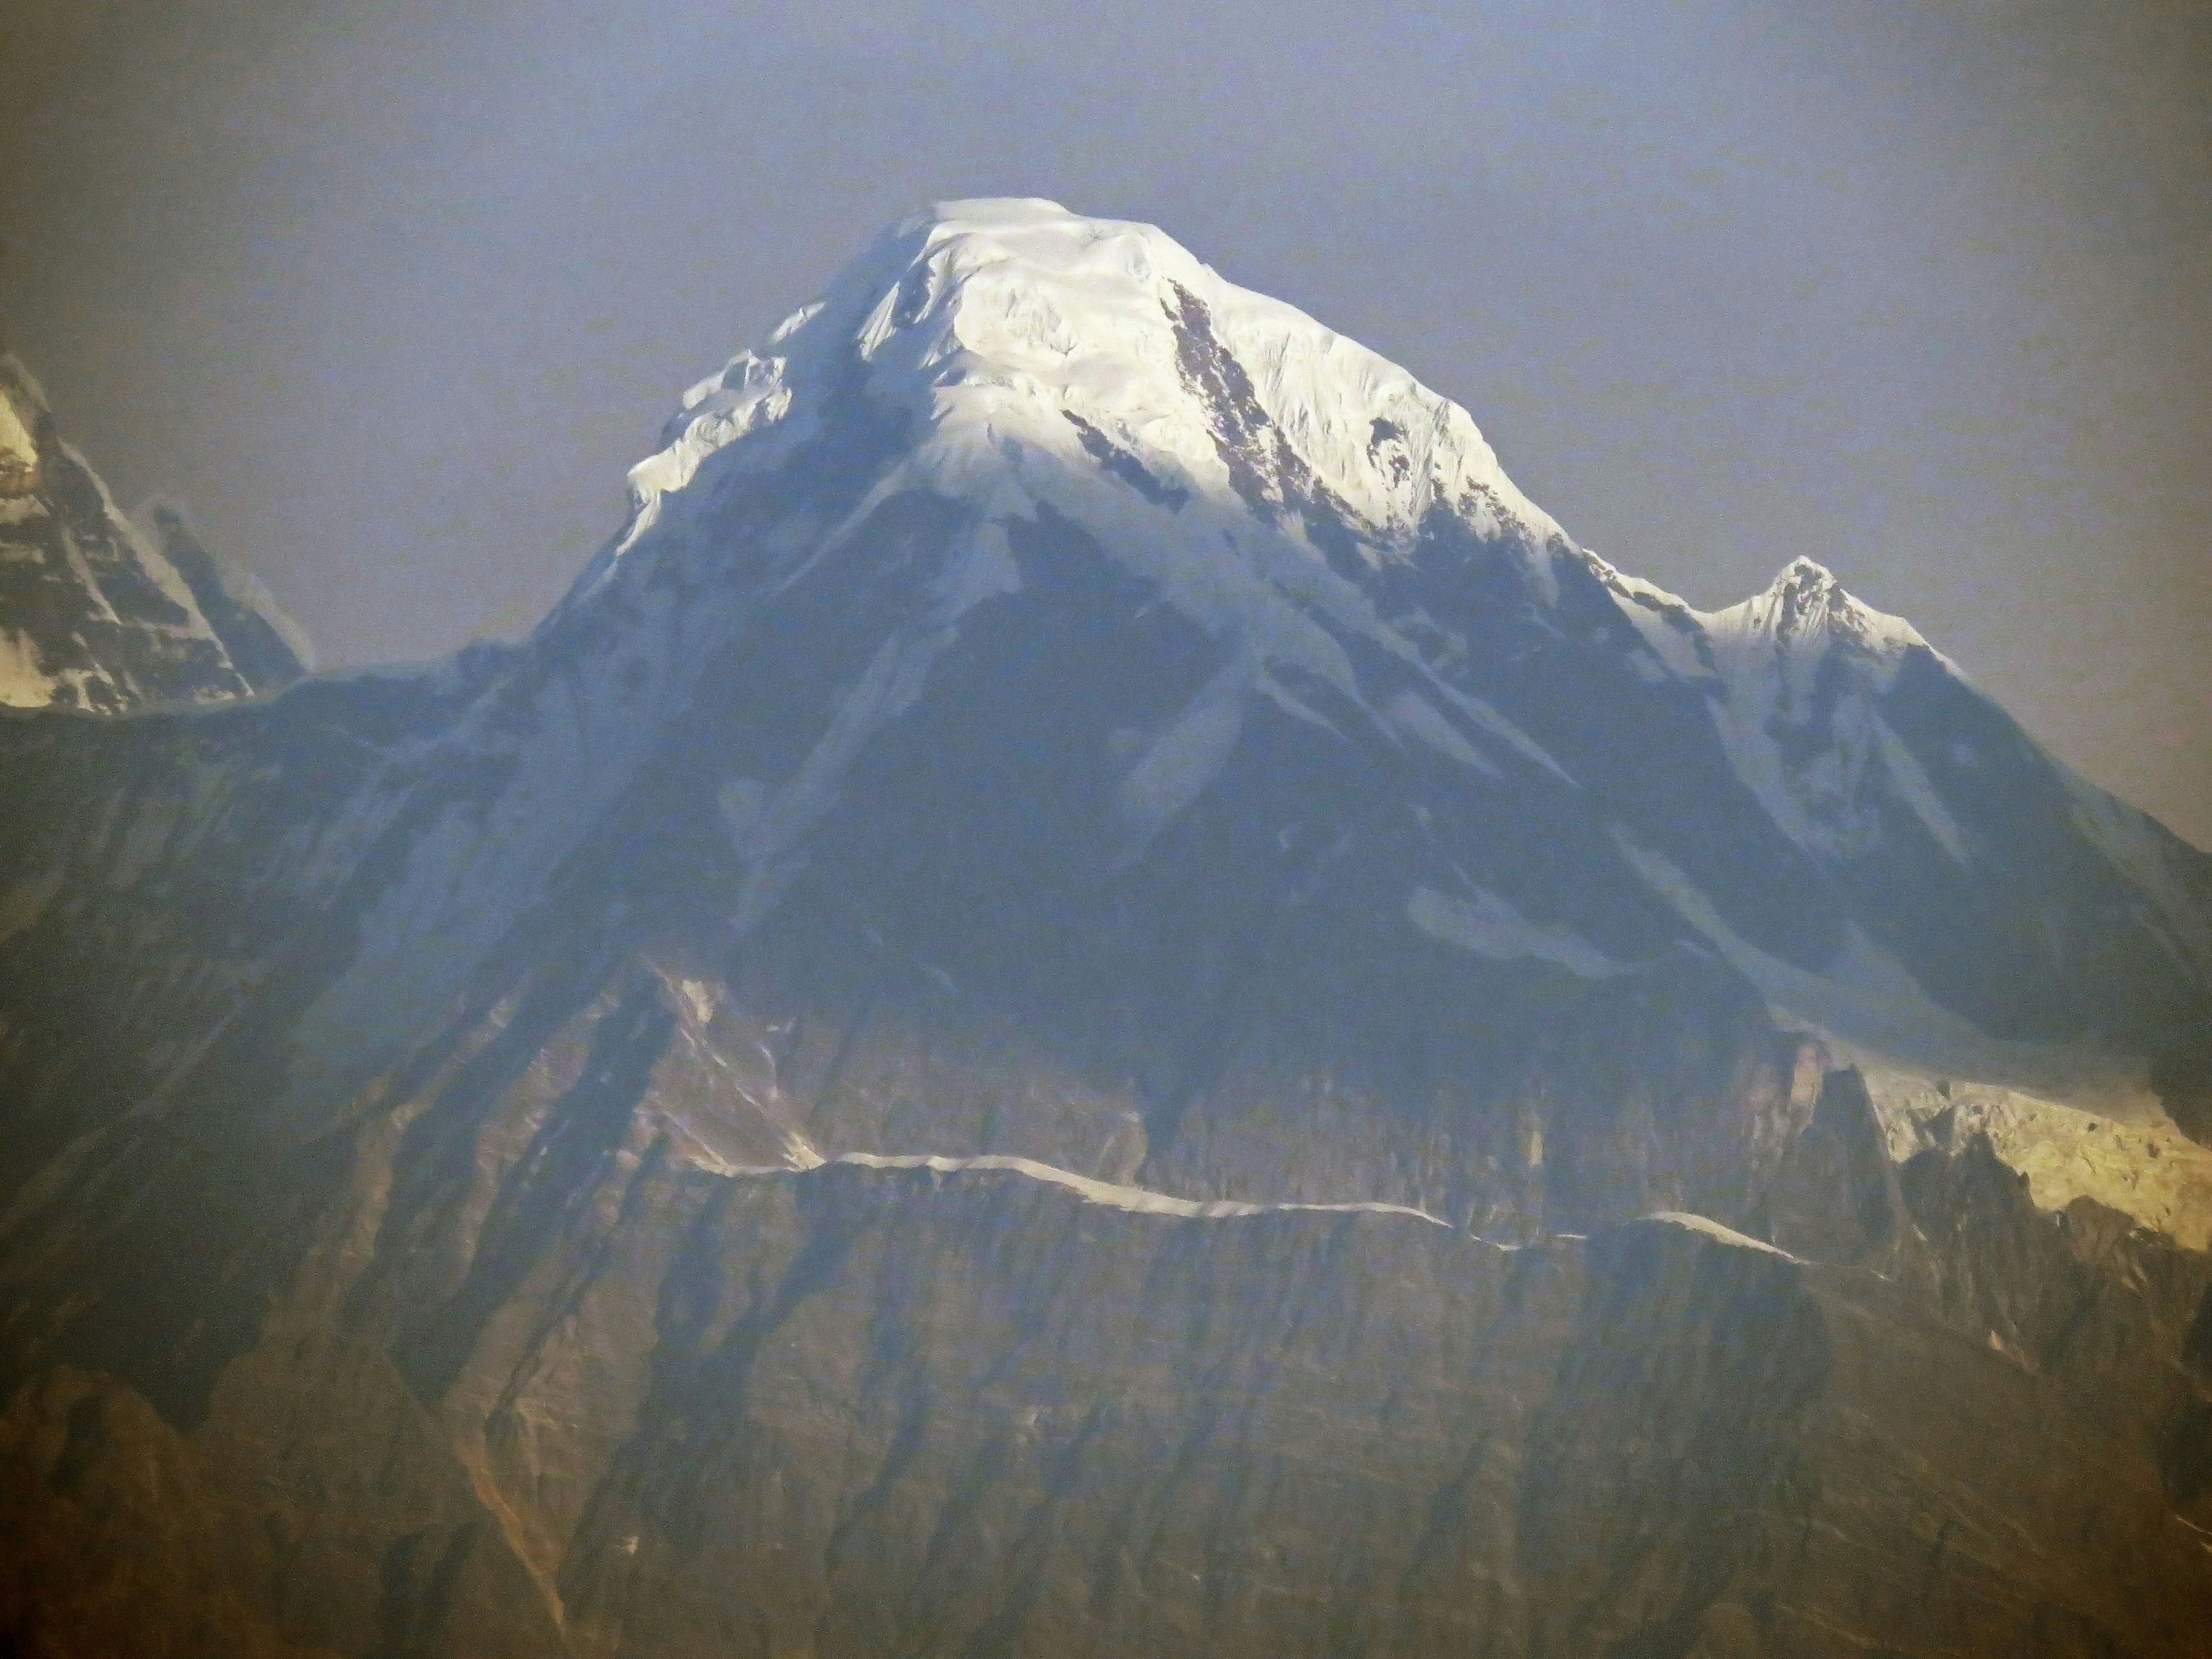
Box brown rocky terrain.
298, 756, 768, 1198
3, 937, 2207, 1656
0, 1369, 340, 1659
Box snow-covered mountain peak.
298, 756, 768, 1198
607, 200, 1563, 597
516, 206, 2210, 1123
0, 351, 305, 710
1716, 555, 1927, 665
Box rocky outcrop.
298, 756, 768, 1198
13, 1111, 2205, 1657
1869, 1068, 2212, 1251
0, 1368, 340, 1659
4, 916, 2206, 1654
524, 1173, 2209, 1658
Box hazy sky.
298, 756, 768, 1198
3, 0, 2207, 847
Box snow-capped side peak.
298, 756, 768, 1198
1714, 556, 1927, 664
0, 350, 274, 713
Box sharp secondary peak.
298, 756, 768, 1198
1705, 553, 1927, 666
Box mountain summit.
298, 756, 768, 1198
535, 198, 2209, 1122
1, 203, 2209, 1656
597, 198, 1560, 592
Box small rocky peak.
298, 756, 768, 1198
0, 350, 270, 712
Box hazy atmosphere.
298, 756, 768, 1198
4, 0, 2207, 846
9, 10, 2212, 1653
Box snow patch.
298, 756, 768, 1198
1615, 831, 2146, 1104
1113, 651, 1251, 858
1637, 1212, 1800, 1260
1406, 884, 1623, 979
827, 1151, 1451, 1226
1866, 704, 1970, 865
1382, 687, 1499, 777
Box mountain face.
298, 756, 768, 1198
0, 350, 308, 712
1, 200, 2209, 1657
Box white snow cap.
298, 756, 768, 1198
618, 198, 1562, 562
601, 200, 1974, 870
1712, 556, 1929, 662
